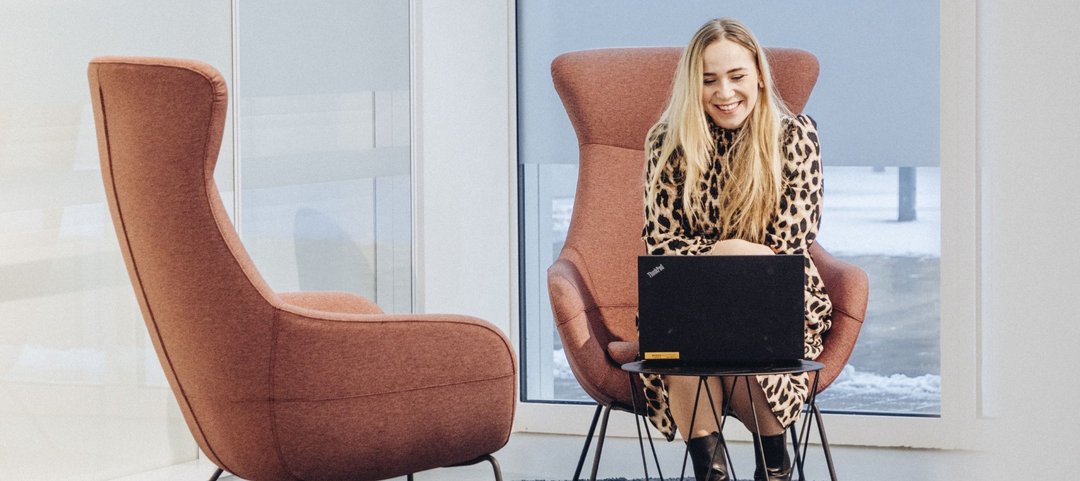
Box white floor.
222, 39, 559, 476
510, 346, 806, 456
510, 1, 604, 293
112, 432, 978, 481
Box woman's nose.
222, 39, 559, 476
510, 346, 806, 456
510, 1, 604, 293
716, 82, 735, 99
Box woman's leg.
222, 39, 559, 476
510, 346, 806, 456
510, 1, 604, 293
707, 239, 775, 256
706, 239, 790, 478
721, 376, 785, 435
724, 377, 793, 480
666, 375, 725, 441
664, 240, 773, 440
667, 376, 731, 481
705, 239, 781, 434
669, 375, 787, 437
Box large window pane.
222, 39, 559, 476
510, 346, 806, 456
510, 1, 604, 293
814, 166, 941, 414
518, 1, 941, 415
238, 1, 412, 311
0, 2, 414, 479
0, 2, 231, 478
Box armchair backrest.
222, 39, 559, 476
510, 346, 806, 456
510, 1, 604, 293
89, 57, 285, 475
551, 47, 820, 348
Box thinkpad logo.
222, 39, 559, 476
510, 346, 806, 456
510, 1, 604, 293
646, 264, 665, 278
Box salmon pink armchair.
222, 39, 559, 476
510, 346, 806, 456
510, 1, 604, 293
89, 56, 516, 481
547, 47, 869, 480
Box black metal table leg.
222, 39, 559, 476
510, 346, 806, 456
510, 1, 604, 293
745, 375, 770, 479
620, 360, 828, 481
813, 403, 838, 481
790, 422, 805, 481
644, 416, 665, 481
626, 371, 667, 480
701, 375, 730, 481
792, 370, 837, 481
794, 371, 821, 480
628, 372, 653, 480
678, 376, 706, 481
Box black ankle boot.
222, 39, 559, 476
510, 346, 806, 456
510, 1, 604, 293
686, 432, 729, 481
752, 432, 793, 481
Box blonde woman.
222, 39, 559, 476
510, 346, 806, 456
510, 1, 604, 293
641, 18, 832, 481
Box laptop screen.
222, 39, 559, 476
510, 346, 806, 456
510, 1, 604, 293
637, 255, 805, 365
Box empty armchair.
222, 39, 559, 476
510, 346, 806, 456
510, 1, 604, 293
88, 56, 516, 481
547, 47, 868, 479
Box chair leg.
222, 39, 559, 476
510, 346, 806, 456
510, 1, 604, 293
588, 405, 613, 481
573, 404, 604, 481
484, 454, 504, 481
447, 453, 503, 481
407, 474, 414, 481
208, 468, 224, 481
790, 424, 806, 481
644, 418, 665, 481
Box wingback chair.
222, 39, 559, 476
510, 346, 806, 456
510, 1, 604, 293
88, 57, 516, 481
547, 47, 869, 479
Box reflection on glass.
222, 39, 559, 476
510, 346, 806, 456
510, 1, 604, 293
237, 1, 412, 312
0, 1, 230, 478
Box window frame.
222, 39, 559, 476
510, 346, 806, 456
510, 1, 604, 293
507, 0, 980, 449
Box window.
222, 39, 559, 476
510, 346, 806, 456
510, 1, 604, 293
517, 1, 943, 416
0, 1, 413, 478
238, 1, 413, 311
0, 1, 231, 477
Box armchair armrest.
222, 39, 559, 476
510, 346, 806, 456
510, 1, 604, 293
547, 256, 631, 407
272, 308, 515, 403
809, 243, 869, 391
269, 307, 517, 480
809, 243, 869, 323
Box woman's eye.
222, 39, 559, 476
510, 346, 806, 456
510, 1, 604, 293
732, 75, 746, 81
704, 78, 715, 85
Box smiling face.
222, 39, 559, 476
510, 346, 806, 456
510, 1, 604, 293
700, 38, 761, 130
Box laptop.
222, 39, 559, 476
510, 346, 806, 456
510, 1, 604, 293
637, 255, 805, 366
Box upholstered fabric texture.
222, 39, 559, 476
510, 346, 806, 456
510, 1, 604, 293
547, 47, 867, 411
89, 57, 516, 481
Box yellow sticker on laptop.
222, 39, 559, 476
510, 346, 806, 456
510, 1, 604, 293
644, 352, 680, 360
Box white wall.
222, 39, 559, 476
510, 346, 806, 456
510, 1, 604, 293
975, 0, 1080, 477
416, 0, 515, 337
415, 0, 1080, 474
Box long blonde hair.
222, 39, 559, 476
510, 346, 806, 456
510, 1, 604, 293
646, 18, 791, 243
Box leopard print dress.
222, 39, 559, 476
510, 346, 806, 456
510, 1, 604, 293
640, 114, 833, 440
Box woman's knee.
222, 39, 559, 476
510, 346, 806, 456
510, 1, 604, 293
708, 239, 775, 256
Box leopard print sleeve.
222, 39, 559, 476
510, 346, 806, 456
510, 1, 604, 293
764, 114, 823, 255
642, 124, 719, 256
765, 114, 832, 358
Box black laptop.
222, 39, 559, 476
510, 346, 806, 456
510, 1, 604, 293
637, 255, 805, 366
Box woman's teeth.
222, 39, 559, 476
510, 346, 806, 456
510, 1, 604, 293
717, 101, 739, 112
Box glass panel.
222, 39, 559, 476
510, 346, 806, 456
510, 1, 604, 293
0, 1, 230, 478
237, 0, 412, 312
813, 167, 941, 415
517, 1, 942, 415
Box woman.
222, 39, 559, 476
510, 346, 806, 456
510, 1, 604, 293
641, 18, 832, 481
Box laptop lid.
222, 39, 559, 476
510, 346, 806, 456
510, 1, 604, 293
637, 255, 805, 365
